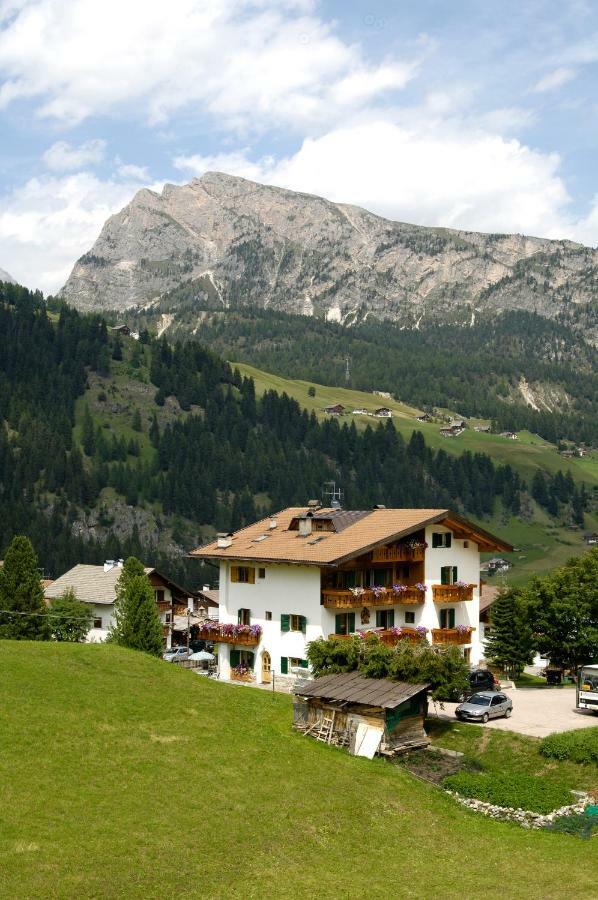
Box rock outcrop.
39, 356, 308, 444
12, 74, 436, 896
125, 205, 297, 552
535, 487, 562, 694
60, 172, 598, 334
0, 267, 16, 284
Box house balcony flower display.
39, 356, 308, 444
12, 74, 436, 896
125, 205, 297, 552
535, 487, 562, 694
355, 625, 428, 646
432, 581, 474, 602
230, 663, 255, 682
197, 622, 262, 646
431, 625, 475, 645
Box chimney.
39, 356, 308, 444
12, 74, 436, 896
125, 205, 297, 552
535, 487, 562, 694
217, 532, 233, 549
298, 514, 313, 537
103, 560, 115, 573
268, 517, 278, 529
203, 584, 210, 592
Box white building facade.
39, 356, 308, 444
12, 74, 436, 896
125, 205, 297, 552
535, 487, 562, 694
192, 507, 511, 683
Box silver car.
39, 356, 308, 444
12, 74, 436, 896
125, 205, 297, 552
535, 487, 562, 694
162, 646, 191, 662
455, 691, 512, 723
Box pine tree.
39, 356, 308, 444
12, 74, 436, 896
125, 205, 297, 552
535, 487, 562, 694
81, 404, 96, 457
50, 588, 92, 642
0, 535, 50, 640
132, 409, 143, 433
485, 588, 533, 678
108, 557, 163, 655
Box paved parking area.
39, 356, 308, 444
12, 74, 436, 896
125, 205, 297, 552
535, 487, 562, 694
430, 687, 598, 738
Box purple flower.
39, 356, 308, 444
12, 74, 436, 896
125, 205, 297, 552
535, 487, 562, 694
392, 583, 407, 593
455, 624, 471, 634
454, 580, 470, 589
414, 582, 427, 592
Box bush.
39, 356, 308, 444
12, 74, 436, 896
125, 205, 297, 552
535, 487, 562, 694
539, 729, 598, 765
545, 812, 598, 839
443, 772, 573, 814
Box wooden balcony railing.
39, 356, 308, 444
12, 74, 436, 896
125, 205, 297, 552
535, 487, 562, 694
195, 627, 260, 647
321, 587, 426, 609
431, 627, 475, 646
329, 627, 428, 645
371, 546, 425, 563
432, 584, 475, 603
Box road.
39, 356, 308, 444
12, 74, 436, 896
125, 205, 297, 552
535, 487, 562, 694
430, 687, 598, 738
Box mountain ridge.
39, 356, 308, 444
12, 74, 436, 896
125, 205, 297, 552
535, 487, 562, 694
60, 172, 598, 340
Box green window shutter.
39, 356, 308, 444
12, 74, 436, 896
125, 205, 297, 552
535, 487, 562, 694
300, 615, 307, 634
281, 614, 290, 633
441, 566, 450, 585
237, 609, 242, 625
300, 659, 309, 669
230, 649, 240, 668
376, 610, 383, 627
388, 610, 395, 628
445, 533, 452, 548
280, 656, 288, 674
348, 612, 355, 633
448, 609, 456, 629
335, 613, 343, 635
432, 533, 441, 548
452, 567, 458, 583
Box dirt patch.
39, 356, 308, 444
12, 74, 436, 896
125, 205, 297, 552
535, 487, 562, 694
396, 748, 481, 785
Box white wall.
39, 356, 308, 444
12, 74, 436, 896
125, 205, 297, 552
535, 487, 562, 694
85, 603, 114, 642
217, 561, 321, 680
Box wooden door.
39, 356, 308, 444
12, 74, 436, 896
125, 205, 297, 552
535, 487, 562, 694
261, 651, 271, 683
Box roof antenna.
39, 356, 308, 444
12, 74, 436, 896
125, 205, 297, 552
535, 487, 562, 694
323, 480, 342, 509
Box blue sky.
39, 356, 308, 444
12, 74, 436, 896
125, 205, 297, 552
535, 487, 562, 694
0, 0, 597, 292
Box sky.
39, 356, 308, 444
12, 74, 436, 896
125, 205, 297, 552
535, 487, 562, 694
0, 0, 597, 293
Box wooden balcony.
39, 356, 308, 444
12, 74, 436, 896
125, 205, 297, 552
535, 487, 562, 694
329, 627, 428, 645
432, 584, 474, 603
196, 627, 260, 647
371, 545, 425, 563
321, 587, 425, 609
431, 627, 475, 646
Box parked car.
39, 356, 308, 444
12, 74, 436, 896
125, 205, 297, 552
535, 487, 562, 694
162, 646, 192, 662
455, 691, 512, 723
466, 669, 501, 697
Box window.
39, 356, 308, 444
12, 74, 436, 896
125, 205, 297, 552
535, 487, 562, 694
258, 567, 266, 579
373, 568, 391, 587
231, 566, 255, 584
440, 608, 456, 629
155, 589, 165, 602
335, 612, 355, 635
281, 657, 309, 674
238, 608, 251, 626
230, 649, 254, 668
463, 541, 469, 549
440, 566, 458, 585
265, 611, 272, 621
376, 609, 395, 629
432, 532, 452, 549
165, 613, 171, 624
491, 695, 503, 706
405, 611, 415, 625
281, 614, 307, 633
93, 616, 102, 629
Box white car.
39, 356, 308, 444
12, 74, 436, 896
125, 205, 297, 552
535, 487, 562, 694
162, 647, 191, 662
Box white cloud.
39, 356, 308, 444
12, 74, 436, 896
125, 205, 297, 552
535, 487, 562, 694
0, 169, 155, 292
0, 0, 417, 129
42, 138, 106, 171
532, 67, 576, 93
174, 120, 597, 244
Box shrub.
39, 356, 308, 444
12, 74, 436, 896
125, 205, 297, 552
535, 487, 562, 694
545, 812, 598, 839
539, 729, 598, 765
443, 772, 572, 814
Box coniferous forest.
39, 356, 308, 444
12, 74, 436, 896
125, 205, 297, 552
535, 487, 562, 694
0, 280, 591, 586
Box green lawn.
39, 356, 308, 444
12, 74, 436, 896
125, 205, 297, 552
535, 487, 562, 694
1, 643, 597, 899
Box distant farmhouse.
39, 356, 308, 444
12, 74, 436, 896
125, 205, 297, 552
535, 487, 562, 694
352, 407, 368, 415
474, 424, 491, 433
372, 407, 392, 418
324, 404, 346, 416
373, 390, 393, 400
500, 431, 518, 440
416, 413, 432, 423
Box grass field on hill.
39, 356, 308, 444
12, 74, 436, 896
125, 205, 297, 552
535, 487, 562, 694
1, 642, 596, 900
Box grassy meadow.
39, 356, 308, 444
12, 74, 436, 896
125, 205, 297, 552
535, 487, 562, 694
1, 642, 597, 899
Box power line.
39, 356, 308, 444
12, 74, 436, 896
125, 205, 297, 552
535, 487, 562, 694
0, 608, 93, 620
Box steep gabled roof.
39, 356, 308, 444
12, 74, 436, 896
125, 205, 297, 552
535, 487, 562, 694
297, 672, 429, 709
190, 506, 511, 567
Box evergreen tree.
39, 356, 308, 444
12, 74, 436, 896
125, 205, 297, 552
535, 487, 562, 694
50, 588, 92, 642
108, 557, 163, 655
81, 404, 96, 457
132, 409, 143, 432
485, 588, 534, 678
0, 535, 49, 640
112, 335, 123, 361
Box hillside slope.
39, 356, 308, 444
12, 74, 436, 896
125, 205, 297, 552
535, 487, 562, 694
60, 172, 598, 340
1, 642, 596, 899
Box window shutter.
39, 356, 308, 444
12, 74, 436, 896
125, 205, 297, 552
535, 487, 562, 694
231, 566, 239, 583
281, 614, 290, 633
388, 610, 395, 628
248, 567, 255, 584
348, 612, 355, 633
445, 533, 452, 548
452, 566, 458, 583
280, 656, 288, 674
300, 615, 307, 634
432, 533, 441, 548
335, 614, 342, 635
449, 609, 456, 629
300, 659, 309, 669
376, 610, 383, 627
246, 651, 255, 667
230, 649, 240, 668
441, 566, 450, 585
237, 609, 242, 625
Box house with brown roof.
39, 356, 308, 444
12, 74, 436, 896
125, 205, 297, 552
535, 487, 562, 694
190, 505, 511, 683
44, 561, 199, 647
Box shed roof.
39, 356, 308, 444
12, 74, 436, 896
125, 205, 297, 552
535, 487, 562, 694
296, 672, 429, 709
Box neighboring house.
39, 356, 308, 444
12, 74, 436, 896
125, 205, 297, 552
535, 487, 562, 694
484, 557, 511, 575
110, 324, 131, 336
373, 391, 392, 400
479, 585, 500, 644
584, 533, 598, 546
449, 419, 467, 430
352, 408, 368, 415
324, 404, 345, 416
190, 505, 512, 682
294, 673, 430, 755
474, 425, 491, 433
372, 407, 392, 418
500, 431, 518, 440
439, 427, 462, 438
44, 561, 197, 646
416, 413, 432, 423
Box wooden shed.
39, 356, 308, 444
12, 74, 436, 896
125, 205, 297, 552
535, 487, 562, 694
293, 673, 430, 757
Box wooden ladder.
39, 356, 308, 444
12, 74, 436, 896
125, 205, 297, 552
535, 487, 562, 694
316, 711, 336, 743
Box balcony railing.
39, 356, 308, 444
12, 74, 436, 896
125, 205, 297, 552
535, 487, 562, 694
431, 627, 475, 645
196, 624, 261, 646
432, 584, 475, 603
371, 545, 425, 563
329, 627, 428, 645
321, 586, 426, 609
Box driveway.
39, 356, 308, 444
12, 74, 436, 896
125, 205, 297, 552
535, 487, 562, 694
430, 687, 598, 738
